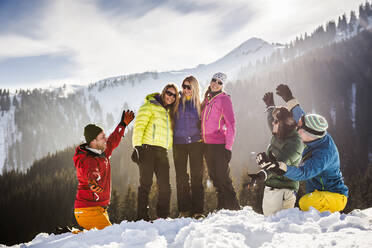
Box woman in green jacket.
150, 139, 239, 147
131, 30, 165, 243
249, 92, 304, 216
131, 83, 179, 221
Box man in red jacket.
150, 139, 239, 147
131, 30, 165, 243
73, 110, 134, 230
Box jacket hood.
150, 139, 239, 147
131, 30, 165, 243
73, 144, 103, 168
145, 93, 163, 106
208, 90, 223, 99
305, 132, 329, 146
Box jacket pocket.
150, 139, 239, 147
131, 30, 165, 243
78, 189, 95, 202
218, 115, 223, 131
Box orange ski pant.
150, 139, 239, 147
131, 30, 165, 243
74, 206, 112, 230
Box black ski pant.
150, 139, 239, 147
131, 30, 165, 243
173, 142, 204, 214
204, 144, 240, 210
137, 145, 171, 220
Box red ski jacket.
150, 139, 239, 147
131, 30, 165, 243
73, 124, 125, 208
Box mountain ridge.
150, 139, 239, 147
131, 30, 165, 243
1, 6, 371, 172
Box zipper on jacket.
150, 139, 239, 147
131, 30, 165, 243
205, 92, 223, 121
319, 176, 325, 190
166, 111, 169, 148
206, 102, 214, 121
152, 124, 156, 140
202, 102, 208, 141
218, 114, 223, 131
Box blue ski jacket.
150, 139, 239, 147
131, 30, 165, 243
285, 129, 349, 197
173, 97, 202, 144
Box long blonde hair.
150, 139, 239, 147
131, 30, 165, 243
177, 76, 201, 117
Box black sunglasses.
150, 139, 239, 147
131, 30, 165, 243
165, 91, 177, 98
182, 84, 191, 90
211, 78, 223, 85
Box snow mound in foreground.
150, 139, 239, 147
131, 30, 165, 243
8, 207, 372, 248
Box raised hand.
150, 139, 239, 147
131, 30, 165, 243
262, 92, 274, 107
276, 84, 293, 102
120, 110, 135, 126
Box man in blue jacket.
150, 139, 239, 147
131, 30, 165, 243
256, 85, 348, 213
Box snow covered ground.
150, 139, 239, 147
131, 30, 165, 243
5, 207, 372, 248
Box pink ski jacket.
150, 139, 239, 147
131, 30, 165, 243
201, 92, 236, 150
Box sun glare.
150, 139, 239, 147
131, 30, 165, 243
267, 0, 295, 20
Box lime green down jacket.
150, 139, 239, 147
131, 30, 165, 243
132, 93, 173, 149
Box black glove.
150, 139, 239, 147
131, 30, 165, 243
256, 152, 287, 175
244, 170, 267, 189
120, 110, 135, 127
88, 179, 104, 193
256, 152, 274, 169
276, 84, 294, 102
266, 162, 287, 176
131, 145, 145, 164
262, 92, 275, 108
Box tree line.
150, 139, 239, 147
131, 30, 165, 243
265, 1, 372, 65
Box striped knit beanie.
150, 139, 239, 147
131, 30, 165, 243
301, 114, 328, 138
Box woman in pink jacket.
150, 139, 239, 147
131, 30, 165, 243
201, 72, 240, 210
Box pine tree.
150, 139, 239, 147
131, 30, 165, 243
349, 10, 357, 33
365, 1, 372, 17
13, 95, 19, 109
326, 20, 336, 41
121, 186, 137, 221
0, 95, 4, 111
359, 4, 367, 24
108, 189, 122, 223
5, 94, 11, 111
338, 13, 348, 32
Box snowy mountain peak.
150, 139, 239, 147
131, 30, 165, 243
225, 37, 273, 59
236, 37, 269, 49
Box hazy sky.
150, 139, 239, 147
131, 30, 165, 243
0, 0, 364, 89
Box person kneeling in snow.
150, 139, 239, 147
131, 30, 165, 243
73, 110, 134, 230
256, 85, 348, 213
247, 92, 304, 216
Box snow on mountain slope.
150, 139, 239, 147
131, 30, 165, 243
0, 37, 276, 172
205, 37, 278, 78
84, 38, 277, 129
0, 103, 20, 170
6, 207, 372, 248
178, 37, 278, 83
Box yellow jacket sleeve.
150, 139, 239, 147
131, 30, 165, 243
132, 103, 152, 147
